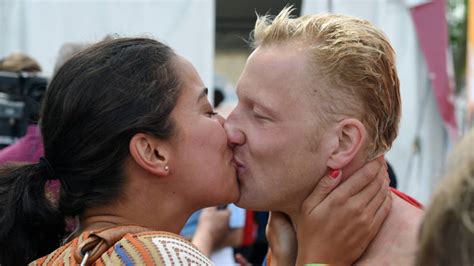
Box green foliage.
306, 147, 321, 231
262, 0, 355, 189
447, 0, 467, 93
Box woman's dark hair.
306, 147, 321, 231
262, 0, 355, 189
0, 37, 181, 265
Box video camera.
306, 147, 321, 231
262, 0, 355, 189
0, 71, 47, 147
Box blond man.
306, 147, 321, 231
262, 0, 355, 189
225, 8, 423, 265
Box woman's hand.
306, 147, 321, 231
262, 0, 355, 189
296, 158, 392, 265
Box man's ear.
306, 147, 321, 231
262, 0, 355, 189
327, 118, 367, 170
129, 133, 171, 177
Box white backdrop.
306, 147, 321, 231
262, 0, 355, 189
0, 0, 215, 98
303, 0, 450, 203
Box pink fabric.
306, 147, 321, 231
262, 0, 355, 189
0, 124, 44, 164
410, 0, 457, 136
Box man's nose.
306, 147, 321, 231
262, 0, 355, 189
224, 113, 246, 147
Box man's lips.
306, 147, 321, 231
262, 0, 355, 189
232, 157, 244, 169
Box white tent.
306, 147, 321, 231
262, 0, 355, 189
303, 0, 451, 203
0, 0, 215, 98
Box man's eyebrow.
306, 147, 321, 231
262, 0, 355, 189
197, 87, 208, 102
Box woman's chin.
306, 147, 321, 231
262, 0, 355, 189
229, 179, 241, 202
217, 185, 240, 206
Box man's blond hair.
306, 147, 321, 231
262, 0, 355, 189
252, 7, 401, 158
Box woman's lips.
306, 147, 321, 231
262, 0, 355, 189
232, 157, 246, 185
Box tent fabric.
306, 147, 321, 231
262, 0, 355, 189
410, 0, 458, 136
0, 0, 215, 94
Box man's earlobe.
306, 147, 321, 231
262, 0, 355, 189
129, 133, 171, 176
327, 118, 367, 169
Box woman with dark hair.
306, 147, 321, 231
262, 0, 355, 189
0, 38, 389, 265
1, 37, 237, 265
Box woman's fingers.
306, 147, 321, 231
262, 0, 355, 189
335, 158, 383, 199
366, 177, 390, 218
302, 169, 342, 214
369, 189, 392, 240
351, 166, 387, 208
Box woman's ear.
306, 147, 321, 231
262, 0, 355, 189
327, 118, 367, 170
129, 133, 171, 177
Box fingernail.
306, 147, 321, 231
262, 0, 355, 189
329, 169, 339, 179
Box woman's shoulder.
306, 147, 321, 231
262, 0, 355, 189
29, 232, 85, 266
30, 227, 213, 265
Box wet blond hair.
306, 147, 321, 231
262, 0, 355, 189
251, 7, 401, 158
416, 129, 474, 265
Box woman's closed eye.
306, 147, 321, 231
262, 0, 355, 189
206, 110, 218, 117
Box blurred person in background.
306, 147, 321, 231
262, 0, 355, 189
0, 52, 42, 73
0, 43, 88, 165
416, 128, 474, 266
182, 204, 244, 264
190, 206, 234, 257
0, 53, 43, 163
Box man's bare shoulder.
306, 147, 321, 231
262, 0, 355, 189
355, 191, 424, 265
391, 190, 424, 228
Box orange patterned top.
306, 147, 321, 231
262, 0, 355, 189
29, 226, 212, 265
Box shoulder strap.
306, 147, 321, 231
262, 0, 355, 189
74, 225, 149, 263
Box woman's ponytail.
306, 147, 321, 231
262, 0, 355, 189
0, 162, 65, 265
